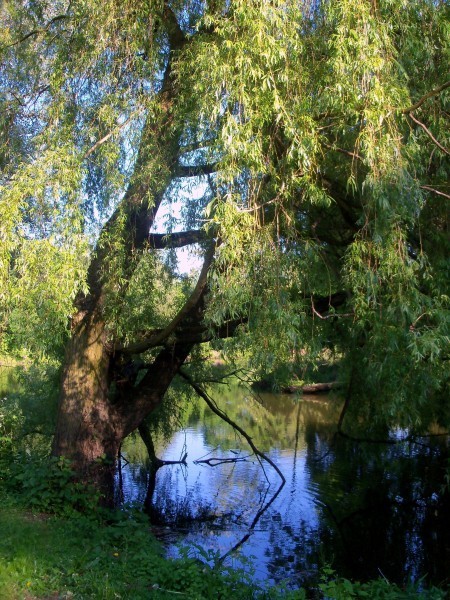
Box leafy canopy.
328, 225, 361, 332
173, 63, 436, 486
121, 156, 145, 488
0, 0, 449, 428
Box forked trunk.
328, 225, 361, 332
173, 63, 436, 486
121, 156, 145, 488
51, 16, 197, 504
52, 302, 196, 504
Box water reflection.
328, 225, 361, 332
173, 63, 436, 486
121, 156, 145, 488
119, 386, 449, 588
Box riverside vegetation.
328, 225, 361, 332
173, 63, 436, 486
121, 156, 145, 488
0, 0, 449, 597
0, 365, 448, 599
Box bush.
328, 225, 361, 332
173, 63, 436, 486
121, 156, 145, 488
10, 455, 100, 516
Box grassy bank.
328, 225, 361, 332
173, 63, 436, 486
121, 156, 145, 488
0, 506, 258, 600
0, 365, 447, 599
0, 502, 447, 600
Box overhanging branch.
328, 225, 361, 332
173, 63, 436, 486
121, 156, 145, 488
420, 185, 450, 200
117, 317, 244, 354
148, 229, 208, 249
401, 80, 450, 114
178, 369, 286, 486
408, 112, 449, 155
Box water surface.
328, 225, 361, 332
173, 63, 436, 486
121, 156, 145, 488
118, 385, 449, 588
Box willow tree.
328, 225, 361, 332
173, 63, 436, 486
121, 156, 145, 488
1, 0, 448, 497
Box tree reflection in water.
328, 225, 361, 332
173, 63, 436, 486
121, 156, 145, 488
119, 385, 450, 589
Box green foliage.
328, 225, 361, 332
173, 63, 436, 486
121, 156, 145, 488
1, 0, 449, 445
6, 238, 89, 357
180, 0, 449, 427
1, 504, 445, 599
0, 505, 445, 599
0, 375, 99, 515
0, 395, 23, 460
10, 456, 100, 516
319, 568, 446, 599
0, 363, 77, 515
340, 227, 450, 429
0, 507, 264, 599
104, 253, 191, 346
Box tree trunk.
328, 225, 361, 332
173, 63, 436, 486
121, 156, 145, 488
51, 310, 121, 502
51, 296, 198, 504
51, 9, 198, 505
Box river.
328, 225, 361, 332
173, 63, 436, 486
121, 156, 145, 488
118, 384, 450, 589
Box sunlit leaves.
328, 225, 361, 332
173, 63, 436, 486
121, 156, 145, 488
7, 237, 89, 357
0, 143, 85, 347
0, 0, 448, 429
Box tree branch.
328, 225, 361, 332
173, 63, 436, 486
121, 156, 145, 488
408, 112, 450, 155
84, 110, 144, 159
118, 289, 346, 355
148, 229, 208, 249
178, 369, 286, 486
175, 164, 218, 178
163, 3, 187, 49
118, 244, 215, 354
313, 291, 349, 314
323, 142, 362, 162
419, 185, 450, 200
401, 80, 450, 114
117, 317, 244, 354
2, 14, 68, 50
79, 7, 188, 310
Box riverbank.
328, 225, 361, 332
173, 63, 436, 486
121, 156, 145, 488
0, 504, 256, 600
0, 501, 446, 599
1, 364, 448, 598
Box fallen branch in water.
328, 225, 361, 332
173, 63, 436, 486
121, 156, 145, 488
194, 455, 252, 467
178, 369, 286, 486
283, 381, 343, 394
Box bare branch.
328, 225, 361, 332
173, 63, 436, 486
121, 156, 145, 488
194, 455, 252, 466
323, 142, 362, 162
178, 369, 286, 486
409, 112, 450, 155
420, 185, 450, 200
84, 110, 144, 159
311, 299, 353, 320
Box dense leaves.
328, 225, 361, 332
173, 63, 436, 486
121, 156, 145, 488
0, 0, 448, 430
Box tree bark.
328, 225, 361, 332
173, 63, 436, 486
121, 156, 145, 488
51, 309, 119, 500
51, 304, 197, 504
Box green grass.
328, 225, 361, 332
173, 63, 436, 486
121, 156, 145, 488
0, 508, 259, 599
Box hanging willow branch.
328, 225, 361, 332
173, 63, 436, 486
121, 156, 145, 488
178, 369, 286, 486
